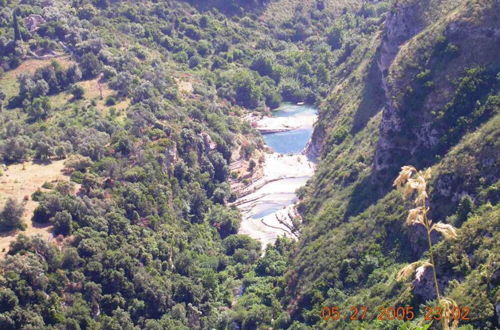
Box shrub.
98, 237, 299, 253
173, 51, 188, 63
248, 159, 256, 172
66, 64, 83, 84
105, 96, 116, 106
64, 155, 93, 172
196, 40, 211, 56
2, 137, 30, 163
26, 97, 52, 121
71, 85, 85, 100
188, 55, 201, 69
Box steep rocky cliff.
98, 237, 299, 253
375, 0, 500, 179
289, 0, 499, 327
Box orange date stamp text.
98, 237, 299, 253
320, 305, 471, 322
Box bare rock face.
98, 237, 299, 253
199, 132, 217, 151
164, 143, 177, 172
373, 0, 500, 179
378, 1, 424, 78
412, 265, 438, 301
304, 124, 324, 160
374, 1, 428, 175
25, 14, 46, 32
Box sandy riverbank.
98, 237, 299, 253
233, 103, 318, 248
235, 153, 315, 247
247, 111, 316, 134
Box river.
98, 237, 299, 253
235, 103, 317, 248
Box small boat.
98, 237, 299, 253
297, 102, 304, 105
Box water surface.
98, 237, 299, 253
263, 104, 317, 154
236, 103, 318, 246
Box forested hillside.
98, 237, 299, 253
0, 0, 498, 329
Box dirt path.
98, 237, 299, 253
0, 160, 69, 258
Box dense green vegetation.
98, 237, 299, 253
280, 0, 499, 329
0, 0, 498, 329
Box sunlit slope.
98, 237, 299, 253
287, 0, 499, 327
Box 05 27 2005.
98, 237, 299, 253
321, 306, 416, 321
321, 305, 471, 322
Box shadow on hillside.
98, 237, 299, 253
0, 228, 19, 238
350, 50, 385, 135
343, 170, 392, 220
184, 0, 268, 16
32, 159, 53, 166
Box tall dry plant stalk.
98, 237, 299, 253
394, 166, 459, 330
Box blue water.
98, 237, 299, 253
272, 103, 317, 118
264, 129, 312, 154
251, 205, 287, 219
263, 104, 317, 154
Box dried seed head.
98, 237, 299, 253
396, 260, 431, 282
422, 168, 432, 180
438, 297, 460, 330
415, 174, 427, 200
393, 165, 417, 188
415, 189, 428, 206
414, 262, 433, 281
396, 262, 420, 281
396, 168, 429, 206
431, 222, 458, 239
406, 207, 425, 226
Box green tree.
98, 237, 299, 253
13, 9, 22, 41
205, 204, 240, 238
0, 90, 6, 112
33, 132, 55, 161
0, 288, 18, 312
455, 195, 474, 226
52, 210, 72, 235
80, 53, 102, 79
0, 198, 25, 231
316, 63, 329, 83
26, 97, 52, 121
251, 53, 275, 77
234, 70, 261, 109
326, 25, 343, 49
2, 137, 30, 163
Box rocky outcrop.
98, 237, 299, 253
164, 143, 177, 170
377, 1, 425, 79
25, 14, 46, 32
373, 0, 500, 178
374, 0, 429, 174
198, 132, 217, 151
304, 124, 324, 160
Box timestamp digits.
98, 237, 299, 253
320, 306, 471, 322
